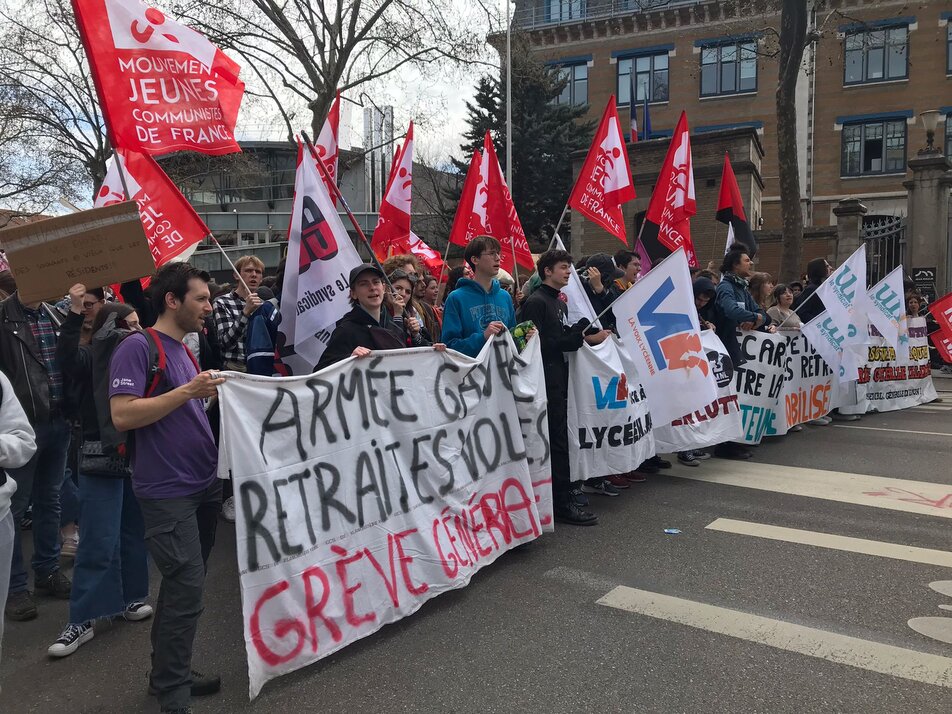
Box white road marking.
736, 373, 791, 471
908, 617, 952, 646
929, 581, 952, 597
832, 425, 952, 437
706, 518, 952, 568
670, 460, 952, 518
909, 405, 952, 412
598, 586, 952, 689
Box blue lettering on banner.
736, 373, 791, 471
592, 375, 627, 410
739, 404, 778, 441
636, 277, 695, 368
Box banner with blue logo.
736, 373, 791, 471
611, 249, 718, 424
568, 337, 655, 481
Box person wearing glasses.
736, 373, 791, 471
79, 288, 105, 346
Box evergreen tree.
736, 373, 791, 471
445, 36, 594, 250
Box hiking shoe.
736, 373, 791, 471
581, 479, 621, 497
48, 622, 94, 658
221, 496, 236, 523
124, 601, 154, 622
647, 455, 672, 469
5, 590, 37, 621
570, 487, 589, 507
35, 570, 71, 599
677, 452, 700, 467
605, 474, 631, 489
149, 671, 221, 697
554, 502, 598, 526
60, 532, 79, 560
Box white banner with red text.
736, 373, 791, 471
217, 336, 551, 698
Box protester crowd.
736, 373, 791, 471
0, 238, 946, 713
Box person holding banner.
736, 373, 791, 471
387, 269, 434, 347
518, 249, 611, 524
109, 263, 225, 712
212, 255, 265, 372
442, 236, 516, 358
768, 284, 802, 330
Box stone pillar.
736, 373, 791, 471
832, 198, 867, 265
904, 153, 952, 297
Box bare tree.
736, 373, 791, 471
174, 0, 490, 139
0, 0, 109, 208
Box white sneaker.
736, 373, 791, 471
810, 416, 832, 425
48, 622, 94, 658
221, 496, 236, 523
124, 601, 154, 622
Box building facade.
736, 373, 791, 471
511, 0, 952, 277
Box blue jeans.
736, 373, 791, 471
8, 418, 70, 595
60, 468, 80, 527
68, 475, 149, 624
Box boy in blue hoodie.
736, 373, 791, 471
442, 236, 516, 357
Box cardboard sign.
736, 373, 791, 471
0, 202, 154, 303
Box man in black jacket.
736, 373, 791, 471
316, 264, 444, 371
0, 291, 72, 620
517, 249, 611, 526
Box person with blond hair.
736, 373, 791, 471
212, 254, 265, 372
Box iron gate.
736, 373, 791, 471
862, 214, 905, 286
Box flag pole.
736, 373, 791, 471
300, 131, 394, 290
548, 202, 570, 250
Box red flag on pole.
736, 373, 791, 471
448, 149, 484, 248
94, 149, 208, 266
568, 95, 636, 244
636, 110, 698, 270
930, 329, 952, 364
928, 291, 952, 343
482, 133, 535, 273
315, 90, 341, 205
72, 0, 244, 156
370, 123, 413, 260
715, 153, 757, 257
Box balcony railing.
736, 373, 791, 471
513, 0, 700, 31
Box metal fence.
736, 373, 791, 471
862, 214, 905, 286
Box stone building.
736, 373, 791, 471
505, 0, 952, 288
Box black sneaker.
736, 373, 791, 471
48, 622, 94, 658
714, 443, 753, 460
637, 460, 660, 474
677, 451, 700, 467
581, 479, 621, 497
570, 487, 589, 507
647, 455, 672, 469
554, 502, 598, 526
4, 590, 37, 621
149, 671, 221, 697
34, 570, 71, 599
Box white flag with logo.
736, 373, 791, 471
554, 235, 597, 325
815, 245, 870, 349
612, 249, 717, 424
801, 310, 861, 383
866, 266, 910, 362
275, 144, 362, 375
568, 336, 655, 480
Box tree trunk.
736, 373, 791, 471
776, 0, 808, 283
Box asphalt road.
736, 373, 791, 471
2, 375, 951, 713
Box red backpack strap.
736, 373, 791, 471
143, 328, 167, 398
183, 344, 200, 374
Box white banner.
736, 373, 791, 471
839, 316, 937, 414
276, 146, 363, 375
612, 249, 717, 424
554, 235, 597, 326
801, 309, 863, 383
866, 266, 910, 361
733, 331, 789, 443
780, 332, 843, 427
654, 331, 743, 452
814, 244, 870, 352
218, 336, 552, 698
568, 337, 655, 480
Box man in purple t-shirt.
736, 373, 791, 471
110, 262, 224, 714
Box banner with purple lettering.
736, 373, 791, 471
217, 335, 551, 698
653, 331, 743, 452
568, 336, 655, 480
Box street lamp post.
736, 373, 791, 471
918, 110, 941, 156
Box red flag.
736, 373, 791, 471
715, 153, 757, 257
448, 149, 485, 248
482, 134, 535, 273
405, 231, 447, 280
370, 123, 413, 260
930, 329, 952, 364
72, 0, 244, 156
568, 95, 636, 244
928, 291, 952, 343
94, 149, 209, 265
636, 111, 697, 270
315, 91, 341, 205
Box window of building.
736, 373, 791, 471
844, 25, 908, 85
841, 119, 906, 176
546, 0, 585, 23
699, 41, 757, 97
552, 62, 588, 106
617, 53, 669, 105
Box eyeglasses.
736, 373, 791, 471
82, 300, 100, 310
